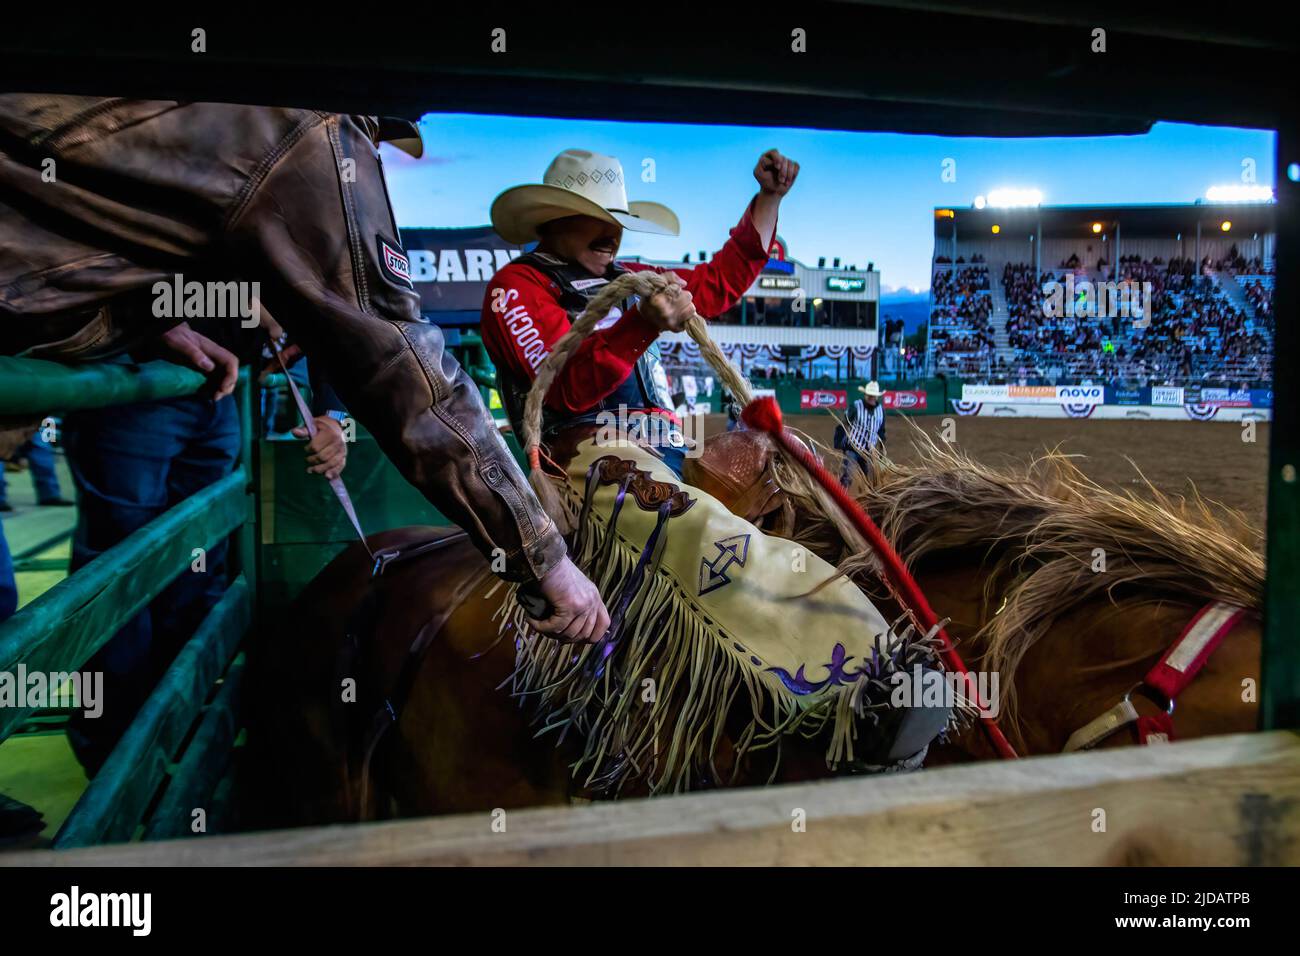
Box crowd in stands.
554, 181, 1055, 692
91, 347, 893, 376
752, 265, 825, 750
1003, 263, 1074, 351
1244, 278, 1273, 320
1125, 268, 1269, 386
1204, 244, 1271, 276
932, 266, 990, 302
991, 256, 1272, 387
930, 259, 993, 371
1058, 252, 1111, 272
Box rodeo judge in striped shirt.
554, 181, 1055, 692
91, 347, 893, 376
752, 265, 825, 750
840, 381, 886, 486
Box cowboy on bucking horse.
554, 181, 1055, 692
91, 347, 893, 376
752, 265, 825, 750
479, 149, 955, 781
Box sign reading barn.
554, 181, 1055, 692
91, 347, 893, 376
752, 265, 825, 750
398, 225, 528, 314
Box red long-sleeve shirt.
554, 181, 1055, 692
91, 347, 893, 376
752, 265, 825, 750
481, 200, 772, 413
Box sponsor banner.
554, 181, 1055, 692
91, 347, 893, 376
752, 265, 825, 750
400, 225, 527, 313
800, 389, 847, 410
1250, 389, 1274, 409
964, 384, 1102, 405
1104, 386, 1150, 406
961, 384, 1009, 402
1198, 387, 1253, 408
1008, 385, 1057, 401
884, 389, 928, 410
1054, 384, 1104, 405
943, 403, 1271, 422
1151, 385, 1185, 406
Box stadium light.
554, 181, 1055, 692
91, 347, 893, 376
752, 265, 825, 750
1091, 222, 1103, 233
986, 188, 1043, 208
973, 195, 987, 209
1221, 220, 1232, 232
991, 224, 1001, 234
1205, 184, 1273, 202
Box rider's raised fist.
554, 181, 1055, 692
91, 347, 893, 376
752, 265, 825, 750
754, 149, 799, 197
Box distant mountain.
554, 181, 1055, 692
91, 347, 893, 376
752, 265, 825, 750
880, 287, 929, 303
878, 290, 930, 335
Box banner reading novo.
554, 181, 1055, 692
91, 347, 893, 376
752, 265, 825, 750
961, 384, 1105, 405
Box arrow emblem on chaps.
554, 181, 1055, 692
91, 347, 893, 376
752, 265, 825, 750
699, 534, 751, 595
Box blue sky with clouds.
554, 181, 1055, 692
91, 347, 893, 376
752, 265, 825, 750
381, 114, 1276, 293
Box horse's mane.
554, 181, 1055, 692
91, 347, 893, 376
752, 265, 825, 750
780, 422, 1265, 699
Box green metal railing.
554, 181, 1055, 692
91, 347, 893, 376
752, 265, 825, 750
0, 356, 211, 414
0, 358, 258, 846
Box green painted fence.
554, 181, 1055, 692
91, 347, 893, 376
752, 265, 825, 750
0, 360, 256, 847
54, 581, 251, 847
0, 356, 207, 414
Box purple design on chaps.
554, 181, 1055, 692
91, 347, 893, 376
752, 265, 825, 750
768, 642, 886, 696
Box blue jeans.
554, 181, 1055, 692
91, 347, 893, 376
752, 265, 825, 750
61, 395, 240, 774
0, 520, 16, 622
841, 448, 870, 487
261, 357, 313, 436
0, 431, 63, 505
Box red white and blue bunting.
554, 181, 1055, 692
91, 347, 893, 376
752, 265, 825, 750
659, 341, 876, 366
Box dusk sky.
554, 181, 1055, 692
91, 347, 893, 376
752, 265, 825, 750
381, 114, 1276, 293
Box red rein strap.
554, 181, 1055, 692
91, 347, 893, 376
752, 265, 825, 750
741, 397, 1018, 760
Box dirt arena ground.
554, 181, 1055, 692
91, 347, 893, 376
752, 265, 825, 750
705, 415, 1270, 536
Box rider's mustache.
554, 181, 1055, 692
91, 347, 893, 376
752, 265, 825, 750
589, 238, 618, 253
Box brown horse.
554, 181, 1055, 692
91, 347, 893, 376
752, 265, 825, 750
245, 431, 1263, 827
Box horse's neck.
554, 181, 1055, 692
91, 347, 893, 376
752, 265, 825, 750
910, 554, 1203, 756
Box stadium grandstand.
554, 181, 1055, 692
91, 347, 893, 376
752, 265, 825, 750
928, 202, 1276, 389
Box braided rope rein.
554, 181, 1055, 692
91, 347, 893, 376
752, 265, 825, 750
520, 271, 751, 531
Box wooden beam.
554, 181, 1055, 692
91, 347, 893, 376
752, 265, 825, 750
5, 731, 1298, 866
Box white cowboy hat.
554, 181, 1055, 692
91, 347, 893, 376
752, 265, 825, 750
859, 381, 883, 397
490, 149, 680, 245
